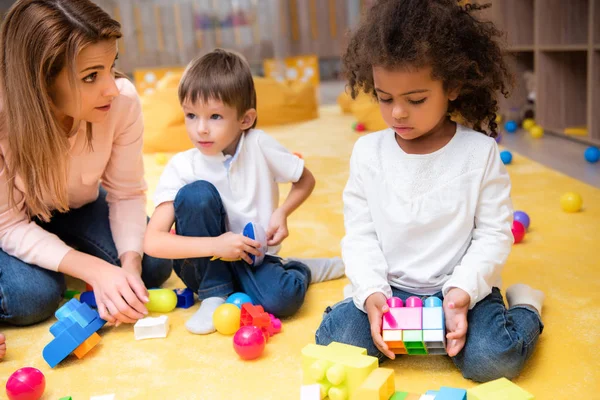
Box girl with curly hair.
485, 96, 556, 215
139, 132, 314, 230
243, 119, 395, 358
316, 0, 544, 382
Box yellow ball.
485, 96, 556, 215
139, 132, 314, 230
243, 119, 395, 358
530, 125, 544, 139
212, 303, 241, 335
155, 152, 168, 165
560, 192, 583, 213
147, 288, 177, 313
495, 114, 502, 123
522, 118, 536, 131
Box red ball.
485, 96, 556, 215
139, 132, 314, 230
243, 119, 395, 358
233, 326, 265, 360
512, 220, 526, 244
6, 367, 45, 400
355, 123, 366, 132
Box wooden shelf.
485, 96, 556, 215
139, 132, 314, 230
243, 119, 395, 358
592, 51, 600, 142
479, 0, 534, 48
499, 52, 534, 114
537, 45, 590, 52
537, 0, 589, 47
506, 46, 535, 52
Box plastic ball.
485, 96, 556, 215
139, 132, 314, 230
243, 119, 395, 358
354, 122, 366, 132
500, 150, 513, 165
6, 367, 45, 400
560, 192, 583, 213
226, 292, 254, 309
530, 125, 544, 139
495, 114, 502, 123
146, 288, 178, 313
512, 221, 526, 244
584, 146, 600, 163
504, 120, 518, 133
155, 153, 168, 165
213, 303, 241, 335
513, 211, 530, 230
522, 118, 536, 131
233, 325, 266, 360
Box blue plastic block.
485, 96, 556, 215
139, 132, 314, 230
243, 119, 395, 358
43, 299, 106, 368
435, 387, 467, 400
79, 291, 97, 308
174, 288, 195, 309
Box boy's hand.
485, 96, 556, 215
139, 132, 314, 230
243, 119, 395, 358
443, 287, 470, 356
215, 232, 262, 265
365, 292, 396, 360
266, 208, 289, 246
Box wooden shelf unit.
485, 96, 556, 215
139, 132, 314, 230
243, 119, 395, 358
480, 0, 600, 145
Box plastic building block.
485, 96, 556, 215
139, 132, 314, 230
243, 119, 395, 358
79, 291, 97, 308
390, 393, 421, 400
300, 384, 321, 400
134, 315, 169, 340
422, 307, 443, 330
90, 395, 115, 400
302, 342, 378, 400
269, 313, 282, 334
43, 298, 106, 368
64, 290, 80, 300
73, 332, 101, 359
435, 387, 467, 400
419, 395, 436, 400
174, 288, 195, 309
59, 397, 72, 400
240, 303, 279, 339
355, 368, 395, 400
468, 378, 534, 400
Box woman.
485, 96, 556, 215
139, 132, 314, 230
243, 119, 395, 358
0, 0, 173, 358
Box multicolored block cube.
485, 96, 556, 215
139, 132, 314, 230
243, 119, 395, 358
382, 296, 446, 355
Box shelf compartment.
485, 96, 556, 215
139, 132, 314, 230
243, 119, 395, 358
536, 0, 589, 47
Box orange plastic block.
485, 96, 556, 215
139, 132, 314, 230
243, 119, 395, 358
382, 330, 406, 354
355, 368, 395, 400
73, 332, 101, 359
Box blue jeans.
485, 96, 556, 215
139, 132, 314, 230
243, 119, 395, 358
316, 287, 544, 382
0, 188, 173, 326
173, 180, 311, 318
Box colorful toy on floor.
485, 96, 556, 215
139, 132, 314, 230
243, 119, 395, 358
301, 342, 379, 399
560, 192, 583, 213
233, 325, 266, 360
467, 377, 534, 399
79, 291, 97, 308
512, 221, 526, 244
500, 150, 512, 165
147, 288, 178, 313
6, 367, 45, 400
155, 152, 168, 165
240, 303, 282, 338
529, 125, 544, 139
226, 292, 254, 309
427, 387, 467, 399
43, 298, 106, 368
504, 120, 517, 133
174, 288, 195, 309
64, 289, 80, 300
353, 122, 366, 133
382, 296, 446, 355
584, 146, 600, 163
355, 368, 395, 399
134, 315, 170, 340
210, 222, 268, 266
213, 303, 241, 335
522, 118, 535, 131
300, 384, 321, 400
293, 152, 304, 159
513, 211, 530, 230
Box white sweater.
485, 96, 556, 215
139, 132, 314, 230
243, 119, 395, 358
342, 125, 513, 312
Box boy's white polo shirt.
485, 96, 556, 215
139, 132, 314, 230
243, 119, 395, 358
154, 129, 304, 253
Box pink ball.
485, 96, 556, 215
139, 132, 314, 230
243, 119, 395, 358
6, 367, 45, 400
233, 326, 265, 360
512, 221, 526, 244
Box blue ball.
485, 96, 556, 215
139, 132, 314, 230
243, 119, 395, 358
584, 146, 600, 163
513, 211, 530, 230
504, 120, 518, 133
226, 292, 254, 309
500, 150, 513, 164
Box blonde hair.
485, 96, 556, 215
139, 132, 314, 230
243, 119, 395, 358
178, 48, 257, 129
0, 0, 123, 221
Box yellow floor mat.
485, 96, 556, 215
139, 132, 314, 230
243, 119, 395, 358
1, 106, 599, 399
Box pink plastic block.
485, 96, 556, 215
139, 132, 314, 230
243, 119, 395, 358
390, 307, 421, 330
387, 297, 403, 308
405, 296, 423, 308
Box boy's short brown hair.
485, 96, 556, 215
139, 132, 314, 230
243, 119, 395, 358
178, 48, 257, 128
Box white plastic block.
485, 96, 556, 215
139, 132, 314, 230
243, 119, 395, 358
300, 384, 321, 400
422, 307, 443, 330
419, 395, 436, 400
134, 315, 169, 340
382, 330, 403, 341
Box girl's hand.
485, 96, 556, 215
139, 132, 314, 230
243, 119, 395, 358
365, 292, 396, 360
214, 232, 262, 265
443, 287, 470, 356
266, 208, 289, 246
88, 263, 149, 326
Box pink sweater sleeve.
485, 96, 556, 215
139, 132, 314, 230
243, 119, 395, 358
101, 80, 148, 258
0, 153, 72, 271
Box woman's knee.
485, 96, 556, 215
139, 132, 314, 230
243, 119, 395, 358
174, 180, 221, 214
4, 279, 64, 326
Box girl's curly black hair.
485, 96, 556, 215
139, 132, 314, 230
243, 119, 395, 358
343, 0, 513, 137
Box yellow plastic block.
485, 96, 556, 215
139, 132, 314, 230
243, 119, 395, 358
564, 126, 588, 136
468, 377, 534, 400
355, 368, 395, 400
302, 342, 379, 400
73, 332, 101, 359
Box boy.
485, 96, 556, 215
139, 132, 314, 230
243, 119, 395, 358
144, 49, 344, 334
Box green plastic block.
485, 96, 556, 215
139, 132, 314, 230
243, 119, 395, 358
402, 330, 423, 342
59, 397, 72, 400
406, 348, 428, 355
468, 378, 534, 400
389, 392, 409, 400
404, 341, 425, 349
64, 290, 80, 300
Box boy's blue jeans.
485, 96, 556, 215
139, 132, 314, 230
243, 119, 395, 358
316, 286, 544, 382
172, 180, 311, 318
0, 187, 173, 326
